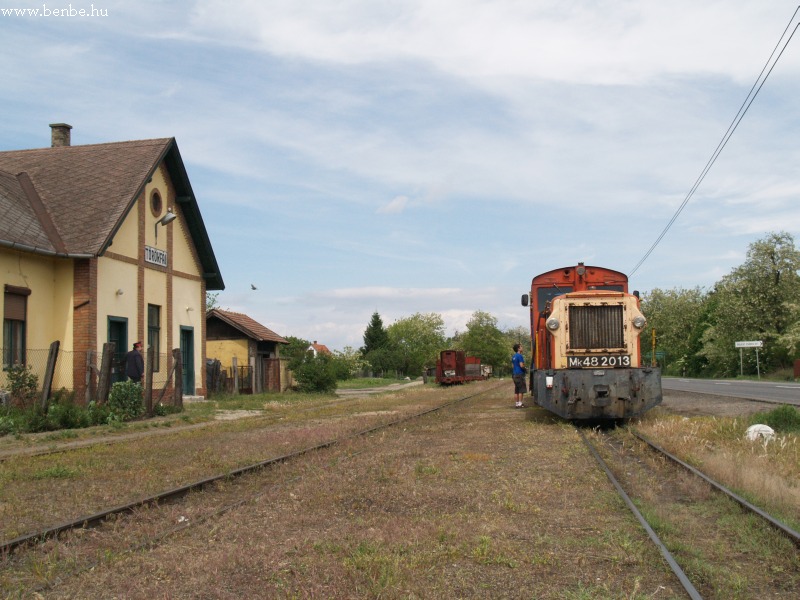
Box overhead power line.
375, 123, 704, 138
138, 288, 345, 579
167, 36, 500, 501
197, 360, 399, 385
629, 6, 800, 277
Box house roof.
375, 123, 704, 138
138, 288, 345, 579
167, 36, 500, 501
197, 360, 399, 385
309, 341, 331, 355
207, 309, 288, 344
0, 169, 56, 253
0, 137, 224, 290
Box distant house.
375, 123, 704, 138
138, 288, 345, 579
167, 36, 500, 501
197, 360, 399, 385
206, 309, 289, 392
0, 123, 224, 400
307, 340, 331, 357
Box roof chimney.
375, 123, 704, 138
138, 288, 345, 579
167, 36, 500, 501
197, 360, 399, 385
49, 123, 73, 147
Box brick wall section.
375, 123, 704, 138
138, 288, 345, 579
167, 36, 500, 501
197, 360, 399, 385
72, 257, 97, 403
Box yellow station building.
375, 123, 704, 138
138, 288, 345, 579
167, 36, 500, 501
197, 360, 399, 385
0, 124, 224, 400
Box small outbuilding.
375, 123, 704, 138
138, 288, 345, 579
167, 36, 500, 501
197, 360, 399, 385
206, 309, 289, 393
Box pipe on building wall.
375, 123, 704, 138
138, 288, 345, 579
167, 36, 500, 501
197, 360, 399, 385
0, 238, 94, 259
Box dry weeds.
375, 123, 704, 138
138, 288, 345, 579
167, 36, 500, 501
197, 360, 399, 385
0, 386, 465, 541
633, 413, 800, 530
2, 382, 682, 599
3, 385, 796, 599
597, 422, 800, 599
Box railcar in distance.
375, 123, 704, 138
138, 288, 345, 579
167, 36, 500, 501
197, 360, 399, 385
521, 263, 661, 419
435, 350, 488, 385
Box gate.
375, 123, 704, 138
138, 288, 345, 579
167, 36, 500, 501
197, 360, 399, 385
262, 358, 282, 392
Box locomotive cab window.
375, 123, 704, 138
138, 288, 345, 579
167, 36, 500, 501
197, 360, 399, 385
537, 287, 572, 312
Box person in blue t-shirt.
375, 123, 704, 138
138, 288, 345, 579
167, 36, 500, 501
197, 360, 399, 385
511, 343, 527, 408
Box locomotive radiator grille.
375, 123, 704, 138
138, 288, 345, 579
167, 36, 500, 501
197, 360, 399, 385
568, 305, 624, 350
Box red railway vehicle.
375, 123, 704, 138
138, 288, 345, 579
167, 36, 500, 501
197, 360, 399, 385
521, 263, 662, 419
435, 350, 488, 385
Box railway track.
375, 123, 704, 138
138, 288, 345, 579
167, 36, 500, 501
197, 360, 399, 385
4, 385, 796, 597
580, 426, 800, 598
0, 391, 411, 463
1, 384, 501, 556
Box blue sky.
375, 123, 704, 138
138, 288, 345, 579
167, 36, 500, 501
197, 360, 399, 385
3, 1, 800, 351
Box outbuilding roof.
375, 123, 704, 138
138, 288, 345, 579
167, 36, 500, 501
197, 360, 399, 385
207, 309, 288, 344
0, 136, 224, 290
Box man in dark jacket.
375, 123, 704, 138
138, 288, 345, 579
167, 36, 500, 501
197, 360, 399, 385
125, 341, 144, 383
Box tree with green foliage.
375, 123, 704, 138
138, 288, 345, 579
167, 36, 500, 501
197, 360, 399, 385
700, 232, 800, 376
460, 310, 508, 375
640, 287, 709, 376
361, 312, 389, 354
281, 335, 312, 371
205, 292, 219, 312
360, 312, 393, 375
332, 346, 370, 380
386, 312, 446, 376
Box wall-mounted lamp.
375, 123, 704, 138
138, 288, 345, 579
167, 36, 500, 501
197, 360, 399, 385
154, 208, 177, 243
186, 306, 194, 312
116, 288, 124, 296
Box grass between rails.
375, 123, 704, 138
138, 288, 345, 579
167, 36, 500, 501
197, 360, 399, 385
336, 376, 413, 389
2, 382, 680, 599
2, 385, 797, 598
599, 441, 799, 596
630, 405, 800, 532
0, 385, 454, 542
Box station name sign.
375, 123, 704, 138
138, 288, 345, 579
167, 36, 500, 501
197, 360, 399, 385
144, 245, 168, 267
734, 340, 763, 348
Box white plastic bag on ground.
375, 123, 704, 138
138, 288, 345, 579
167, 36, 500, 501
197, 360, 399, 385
745, 424, 775, 441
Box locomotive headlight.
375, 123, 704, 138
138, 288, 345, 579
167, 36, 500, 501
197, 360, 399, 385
632, 315, 646, 329
546, 317, 560, 331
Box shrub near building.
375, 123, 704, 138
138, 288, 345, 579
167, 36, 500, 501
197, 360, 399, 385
293, 353, 338, 394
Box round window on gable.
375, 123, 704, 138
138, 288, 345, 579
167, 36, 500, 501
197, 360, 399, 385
150, 191, 163, 217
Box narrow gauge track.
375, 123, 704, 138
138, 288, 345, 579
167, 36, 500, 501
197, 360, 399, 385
0, 391, 412, 463
631, 430, 800, 548
1, 383, 501, 556
579, 428, 800, 599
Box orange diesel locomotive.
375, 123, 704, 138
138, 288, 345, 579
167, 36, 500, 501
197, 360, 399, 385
521, 263, 661, 419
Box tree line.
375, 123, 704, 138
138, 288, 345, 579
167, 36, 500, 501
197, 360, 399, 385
280, 311, 530, 392
640, 231, 800, 378
218, 231, 799, 392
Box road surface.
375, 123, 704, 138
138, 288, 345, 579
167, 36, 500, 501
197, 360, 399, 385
663, 377, 800, 406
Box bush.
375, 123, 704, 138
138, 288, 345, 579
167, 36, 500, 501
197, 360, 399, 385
294, 354, 338, 393
153, 402, 183, 417
751, 404, 800, 433
86, 401, 112, 425
107, 380, 144, 421
22, 407, 52, 433
0, 414, 16, 436
48, 400, 90, 429
7, 364, 38, 408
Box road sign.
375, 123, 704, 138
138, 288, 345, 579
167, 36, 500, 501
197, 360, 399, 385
735, 341, 763, 348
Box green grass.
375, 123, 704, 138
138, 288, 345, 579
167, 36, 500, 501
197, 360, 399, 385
749, 404, 800, 433
336, 377, 408, 390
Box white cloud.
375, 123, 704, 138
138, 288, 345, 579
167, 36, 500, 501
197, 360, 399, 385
3, 0, 800, 351
184, 0, 794, 85
378, 195, 410, 214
